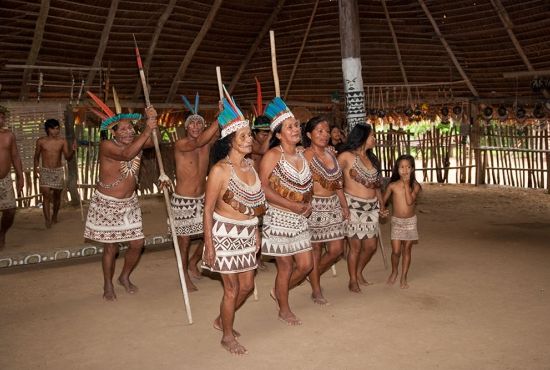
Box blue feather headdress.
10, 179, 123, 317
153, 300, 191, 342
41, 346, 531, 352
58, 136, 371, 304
218, 85, 249, 139
181, 92, 205, 128
87, 89, 142, 131
264, 97, 294, 131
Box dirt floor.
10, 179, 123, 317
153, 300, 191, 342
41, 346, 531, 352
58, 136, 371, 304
1, 184, 549, 370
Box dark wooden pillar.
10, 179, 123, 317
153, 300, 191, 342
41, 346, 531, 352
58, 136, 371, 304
339, 0, 366, 133
64, 105, 80, 205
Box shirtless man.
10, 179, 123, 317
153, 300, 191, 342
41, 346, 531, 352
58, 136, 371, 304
0, 111, 24, 249
171, 111, 219, 291
83, 106, 157, 301
250, 115, 271, 269
33, 119, 75, 228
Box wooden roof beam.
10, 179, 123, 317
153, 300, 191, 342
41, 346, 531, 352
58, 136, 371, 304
417, 0, 479, 98
165, 0, 223, 103
283, 0, 319, 100
19, 0, 50, 101
132, 0, 177, 99
381, 0, 411, 100
228, 0, 286, 95
85, 0, 119, 90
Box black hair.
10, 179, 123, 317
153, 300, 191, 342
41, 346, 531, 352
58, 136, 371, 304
268, 124, 282, 149
254, 115, 270, 129
211, 132, 235, 165
44, 118, 60, 133
340, 124, 381, 173
390, 154, 420, 190
302, 116, 328, 148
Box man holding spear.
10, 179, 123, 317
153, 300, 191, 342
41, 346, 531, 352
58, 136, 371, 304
83, 91, 158, 301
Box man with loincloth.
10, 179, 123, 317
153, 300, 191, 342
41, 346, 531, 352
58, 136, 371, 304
33, 118, 76, 228
0, 110, 24, 249
171, 102, 219, 291
83, 92, 158, 301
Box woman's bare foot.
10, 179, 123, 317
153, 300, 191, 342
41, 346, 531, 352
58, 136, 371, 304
117, 277, 138, 294
103, 284, 117, 301
387, 273, 398, 285
311, 293, 329, 306
358, 274, 373, 286
213, 318, 241, 337
278, 311, 302, 326
348, 281, 361, 293
221, 337, 248, 355
189, 267, 203, 280
400, 280, 409, 289
185, 278, 198, 292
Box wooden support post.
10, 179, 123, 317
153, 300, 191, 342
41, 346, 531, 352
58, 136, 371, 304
283, 0, 319, 100
64, 106, 80, 205
86, 0, 119, 89
228, 0, 286, 94
165, 0, 223, 103
132, 0, 177, 99
339, 0, 367, 132
417, 0, 479, 98
19, 0, 50, 101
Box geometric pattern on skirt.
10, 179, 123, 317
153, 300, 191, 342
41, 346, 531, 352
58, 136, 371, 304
169, 193, 204, 236
391, 215, 418, 241
345, 193, 379, 240
261, 205, 312, 256
84, 190, 144, 243
201, 212, 258, 274
308, 194, 345, 242
39, 167, 64, 189
0, 174, 16, 210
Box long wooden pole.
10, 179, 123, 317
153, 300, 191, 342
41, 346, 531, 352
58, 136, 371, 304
269, 30, 281, 98
133, 35, 193, 325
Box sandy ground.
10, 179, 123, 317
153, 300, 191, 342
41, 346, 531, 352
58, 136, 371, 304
0, 184, 549, 370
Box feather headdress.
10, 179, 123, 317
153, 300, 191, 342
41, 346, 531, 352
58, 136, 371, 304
252, 77, 270, 131
264, 96, 294, 132
218, 85, 249, 139
87, 88, 142, 131
181, 92, 205, 128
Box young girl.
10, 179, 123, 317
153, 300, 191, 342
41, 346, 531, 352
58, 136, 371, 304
381, 154, 421, 289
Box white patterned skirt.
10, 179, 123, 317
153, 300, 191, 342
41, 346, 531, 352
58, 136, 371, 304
39, 167, 64, 189
202, 212, 258, 274
308, 194, 345, 242
345, 193, 379, 240
391, 215, 418, 241
0, 174, 16, 211
84, 191, 144, 243
261, 205, 312, 256
169, 193, 204, 236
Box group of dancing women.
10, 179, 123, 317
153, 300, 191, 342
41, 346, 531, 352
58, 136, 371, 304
82, 88, 421, 356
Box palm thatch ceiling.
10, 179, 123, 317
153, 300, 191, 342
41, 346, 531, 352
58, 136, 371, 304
1, 0, 549, 108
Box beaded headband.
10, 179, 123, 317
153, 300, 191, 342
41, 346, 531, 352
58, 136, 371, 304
87, 88, 142, 131
218, 85, 249, 139
264, 97, 294, 132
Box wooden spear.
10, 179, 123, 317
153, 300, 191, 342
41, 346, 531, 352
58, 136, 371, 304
269, 30, 281, 97
133, 35, 193, 324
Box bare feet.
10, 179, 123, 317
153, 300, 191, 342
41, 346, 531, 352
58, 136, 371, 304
400, 280, 409, 289
257, 260, 268, 271
358, 275, 373, 286
311, 294, 329, 306
213, 318, 241, 338
185, 278, 198, 292
103, 284, 117, 301
45, 219, 52, 229
278, 311, 302, 326
117, 277, 138, 294
221, 337, 248, 355
188, 267, 203, 280
348, 281, 361, 293
386, 273, 398, 285
269, 288, 279, 309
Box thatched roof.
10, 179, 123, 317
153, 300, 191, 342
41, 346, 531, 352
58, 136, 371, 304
1, 0, 549, 108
